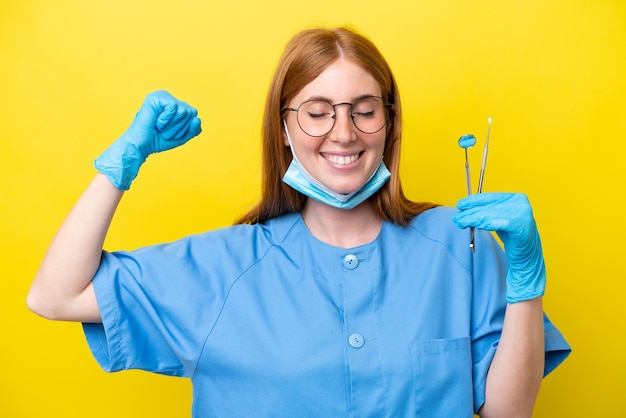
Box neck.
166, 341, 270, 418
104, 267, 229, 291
302, 198, 382, 248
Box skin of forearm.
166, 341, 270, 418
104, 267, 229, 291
27, 173, 123, 321
479, 297, 545, 418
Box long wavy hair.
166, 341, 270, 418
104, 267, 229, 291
236, 27, 436, 226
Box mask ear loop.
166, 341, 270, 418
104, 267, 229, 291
282, 119, 297, 160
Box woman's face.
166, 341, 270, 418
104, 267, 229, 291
283, 58, 386, 196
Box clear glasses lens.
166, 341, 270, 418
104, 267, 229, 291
296, 97, 388, 137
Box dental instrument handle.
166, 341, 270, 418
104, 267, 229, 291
464, 151, 472, 196
467, 152, 476, 252
465, 147, 476, 252
465, 150, 476, 252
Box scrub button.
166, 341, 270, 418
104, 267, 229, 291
343, 254, 359, 270
348, 333, 365, 348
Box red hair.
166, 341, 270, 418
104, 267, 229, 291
236, 27, 436, 225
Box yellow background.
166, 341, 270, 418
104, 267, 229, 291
2, 0, 624, 416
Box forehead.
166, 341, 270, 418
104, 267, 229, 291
292, 58, 381, 103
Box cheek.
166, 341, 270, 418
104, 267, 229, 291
370, 133, 387, 155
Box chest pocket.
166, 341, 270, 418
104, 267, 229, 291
410, 337, 474, 417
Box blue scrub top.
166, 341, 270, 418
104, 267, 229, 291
83, 207, 570, 417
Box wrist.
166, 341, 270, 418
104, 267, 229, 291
94, 139, 146, 190
505, 265, 546, 304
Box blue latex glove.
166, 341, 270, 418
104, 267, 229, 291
95, 90, 202, 190
452, 193, 546, 303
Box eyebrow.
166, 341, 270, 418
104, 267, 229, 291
304, 93, 380, 103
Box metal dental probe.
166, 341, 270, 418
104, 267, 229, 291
477, 117, 492, 194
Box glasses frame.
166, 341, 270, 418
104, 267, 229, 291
282, 95, 392, 137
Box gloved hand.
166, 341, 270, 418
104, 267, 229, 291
95, 90, 202, 190
452, 193, 546, 303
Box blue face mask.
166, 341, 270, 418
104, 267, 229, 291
281, 120, 391, 210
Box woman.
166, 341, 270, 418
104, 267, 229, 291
27, 27, 570, 417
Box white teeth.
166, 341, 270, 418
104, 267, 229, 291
326, 154, 359, 166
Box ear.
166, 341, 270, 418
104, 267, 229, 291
385, 112, 394, 138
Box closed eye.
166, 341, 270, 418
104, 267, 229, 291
307, 111, 332, 119
354, 110, 376, 118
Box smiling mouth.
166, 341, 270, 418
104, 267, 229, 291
323, 153, 361, 166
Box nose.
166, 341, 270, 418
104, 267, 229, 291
329, 104, 357, 143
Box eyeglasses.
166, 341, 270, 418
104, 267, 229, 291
282, 96, 391, 137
